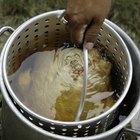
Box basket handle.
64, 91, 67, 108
0, 26, 15, 36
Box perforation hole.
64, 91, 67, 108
124, 76, 127, 80
56, 23, 60, 25
45, 31, 48, 34
50, 126, 55, 130
20, 109, 24, 113
95, 128, 99, 134
108, 33, 112, 37
56, 29, 60, 32
25, 28, 29, 32
116, 42, 119, 46
116, 93, 120, 98
26, 40, 29, 44
121, 51, 124, 55
125, 61, 127, 65
42, 44, 47, 48
100, 27, 103, 31
34, 35, 39, 40
121, 75, 124, 80
51, 122, 54, 125
96, 121, 101, 125
119, 56, 122, 61
113, 53, 116, 57
123, 66, 126, 71
85, 125, 91, 129
106, 39, 110, 44
97, 38, 101, 42
34, 29, 38, 32
84, 133, 88, 136
35, 23, 39, 26
85, 130, 89, 134
38, 122, 44, 127
95, 125, 99, 129
17, 42, 21, 46
29, 116, 33, 121
74, 128, 79, 132
73, 132, 78, 135
114, 47, 117, 52
62, 128, 67, 132
105, 44, 109, 48
18, 48, 21, 52
33, 48, 38, 51
62, 133, 66, 135
25, 35, 29, 38
13, 100, 16, 104
17, 36, 20, 39
107, 114, 110, 118
45, 19, 49, 23
98, 33, 102, 37
45, 25, 49, 28
12, 44, 14, 48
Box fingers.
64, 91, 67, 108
69, 24, 87, 44
84, 22, 102, 49
65, 11, 88, 45
67, 21, 102, 49
65, 10, 103, 49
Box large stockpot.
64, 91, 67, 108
0, 10, 140, 140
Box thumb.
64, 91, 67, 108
84, 23, 101, 49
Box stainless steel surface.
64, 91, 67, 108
0, 10, 136, 140
75, 46, 88, 121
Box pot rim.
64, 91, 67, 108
0, 15, 140, 139
0, 10, 133, 127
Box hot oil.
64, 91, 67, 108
8, 42, 122, 122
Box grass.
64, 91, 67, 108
109, 0, 140, 48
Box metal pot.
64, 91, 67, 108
0, 12, 140, 140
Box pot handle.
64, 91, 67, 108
0, 26, 15, 105
0, 26, 15, 36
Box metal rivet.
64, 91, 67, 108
78, 125, 82, 129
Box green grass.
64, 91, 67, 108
109, 0, 140, 48
0, 0, 140, 48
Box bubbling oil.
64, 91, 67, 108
8, 43, 118, 121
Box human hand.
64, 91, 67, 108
66, 0, 111, 49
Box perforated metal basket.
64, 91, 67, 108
0, 10, 132, 138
